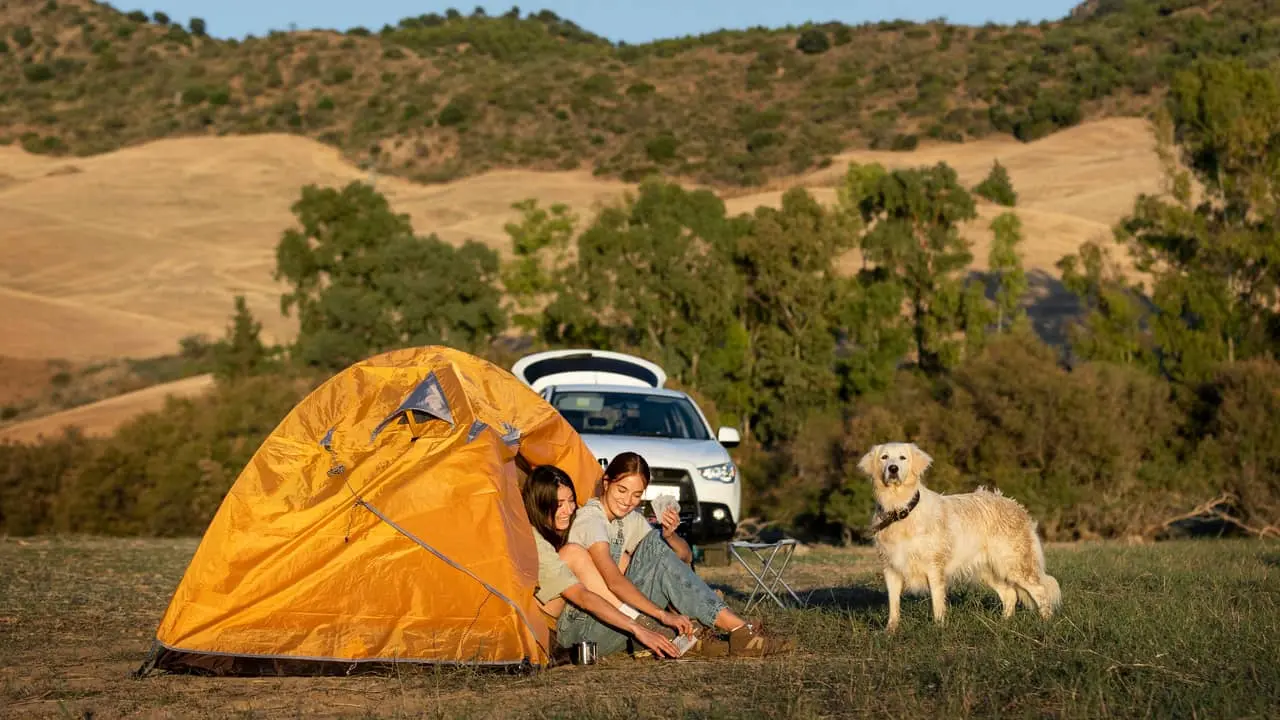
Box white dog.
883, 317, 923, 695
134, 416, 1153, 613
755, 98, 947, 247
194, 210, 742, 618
858, 442, 1061, 632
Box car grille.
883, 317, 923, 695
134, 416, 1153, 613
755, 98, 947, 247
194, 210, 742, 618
642, 468, 697, 517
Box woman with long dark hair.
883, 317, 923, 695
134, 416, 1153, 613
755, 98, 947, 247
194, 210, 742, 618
521, 465, 679, 660
560, 452, 793, 658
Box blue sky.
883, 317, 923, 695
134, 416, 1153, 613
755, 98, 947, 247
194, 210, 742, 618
119, 1, 1082, 43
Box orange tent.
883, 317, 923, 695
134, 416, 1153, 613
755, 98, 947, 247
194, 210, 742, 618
135, 346, 601, 676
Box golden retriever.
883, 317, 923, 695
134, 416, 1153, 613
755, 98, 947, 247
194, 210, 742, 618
858, 442, 1061, 632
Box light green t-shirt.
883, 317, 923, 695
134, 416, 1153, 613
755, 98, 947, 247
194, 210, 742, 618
567, 498, 653, 558
532, 529, 579, 605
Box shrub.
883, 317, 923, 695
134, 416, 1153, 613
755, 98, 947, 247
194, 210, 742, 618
836, 333, 1191, 540
19, 133, 64, 154
644, 133, 680, 162
1185, 360, 1280, 533
889, 133, 919, 151
181, 85, 207, 105
972, 160, 1018, 206
12, 26, 35, 49
580, 72, 615, 95
153, 11, 170, 24
795, 29, 830, 55
189, 17, 207, 37
437, 97, 472, 126
22, 63, 54, 83
326, 66, 354, 84
625, 82, 656, 98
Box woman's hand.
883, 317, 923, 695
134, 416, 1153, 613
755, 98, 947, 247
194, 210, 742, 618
632, 625, 680, 659
660, 611, 695, 637
660, 507, 680, 538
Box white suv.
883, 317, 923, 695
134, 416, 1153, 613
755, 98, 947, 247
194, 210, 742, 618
512, 349, 742, 545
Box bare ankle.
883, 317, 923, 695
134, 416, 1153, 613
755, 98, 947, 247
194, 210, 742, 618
713, 609, 746, 633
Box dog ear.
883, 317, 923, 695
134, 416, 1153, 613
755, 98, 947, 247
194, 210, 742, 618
909, 443, 933, 473
857, 445, 879, 477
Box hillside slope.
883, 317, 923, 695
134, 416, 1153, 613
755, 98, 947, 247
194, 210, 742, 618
0, 116, 1159, 364
0, 373, 213, 443
0, 0, 1274, 187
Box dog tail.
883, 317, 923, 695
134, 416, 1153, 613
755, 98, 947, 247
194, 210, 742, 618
1028, 520, 1061, 611
1041, 572, 1062, 612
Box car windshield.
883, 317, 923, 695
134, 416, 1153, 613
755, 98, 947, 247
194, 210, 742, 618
550, 391, 711, 441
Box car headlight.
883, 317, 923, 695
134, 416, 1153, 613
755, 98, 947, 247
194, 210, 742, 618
699, 462, 737, 483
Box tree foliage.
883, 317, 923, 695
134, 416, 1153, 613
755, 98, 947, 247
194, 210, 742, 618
1064, 58, 1280, 383
795, 29, 830, 55
732, 188, 855, 444
543, 179, 746, 394
501, 198, 576, 332
841, 162, 991, 373
972, 160, 1018, 207
988, 212, 1029, 332
275, 181, 506, 370
211, 295, 277, 381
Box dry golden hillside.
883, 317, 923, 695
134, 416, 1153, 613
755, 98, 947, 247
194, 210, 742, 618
0, 116, 1160, 368
0, 373, 213, 443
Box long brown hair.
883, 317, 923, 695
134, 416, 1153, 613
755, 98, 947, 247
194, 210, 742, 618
523, 465, 577, 549
601, 451, 651, 491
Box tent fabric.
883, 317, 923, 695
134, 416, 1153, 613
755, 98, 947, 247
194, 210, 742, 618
144, 346, 602, 675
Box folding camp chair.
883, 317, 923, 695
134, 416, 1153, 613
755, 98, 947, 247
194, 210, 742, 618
728, 539, 805, 612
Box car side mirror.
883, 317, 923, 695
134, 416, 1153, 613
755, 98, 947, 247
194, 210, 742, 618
717, 426, 741, 448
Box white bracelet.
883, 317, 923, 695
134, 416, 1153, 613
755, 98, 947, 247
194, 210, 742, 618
618, 603, 640, 620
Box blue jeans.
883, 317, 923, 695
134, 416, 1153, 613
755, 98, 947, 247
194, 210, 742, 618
556, 529, 728, 656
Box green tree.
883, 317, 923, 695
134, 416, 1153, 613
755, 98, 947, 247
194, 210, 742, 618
832, 268, 911, 399
189, 17, 207, 37
732, 188, 855, 444
1113, 59, 1280, 383
988, 211, 1029, 332
1057, 240, 1149, 366
795, 29, 830, 55
212, 295, 275, 381
972, 159, 1018, 206
501, 198, 576, 332
544, 179, 745, 393
275, 181, 506, 369
841, 161, 991, 374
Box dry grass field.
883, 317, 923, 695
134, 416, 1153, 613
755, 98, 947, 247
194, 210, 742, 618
0, 536, 1275, 719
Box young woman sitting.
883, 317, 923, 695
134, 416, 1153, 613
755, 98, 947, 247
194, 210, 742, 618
523, 465, 679, 661
562, 452, 792, 658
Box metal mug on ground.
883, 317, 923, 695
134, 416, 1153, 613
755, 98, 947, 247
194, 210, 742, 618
571, 641, 598, 665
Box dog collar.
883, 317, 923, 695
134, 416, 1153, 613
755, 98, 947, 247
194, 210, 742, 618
872, 491, 920, 533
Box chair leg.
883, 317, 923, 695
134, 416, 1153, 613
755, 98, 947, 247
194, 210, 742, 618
731, 544, 792, 612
